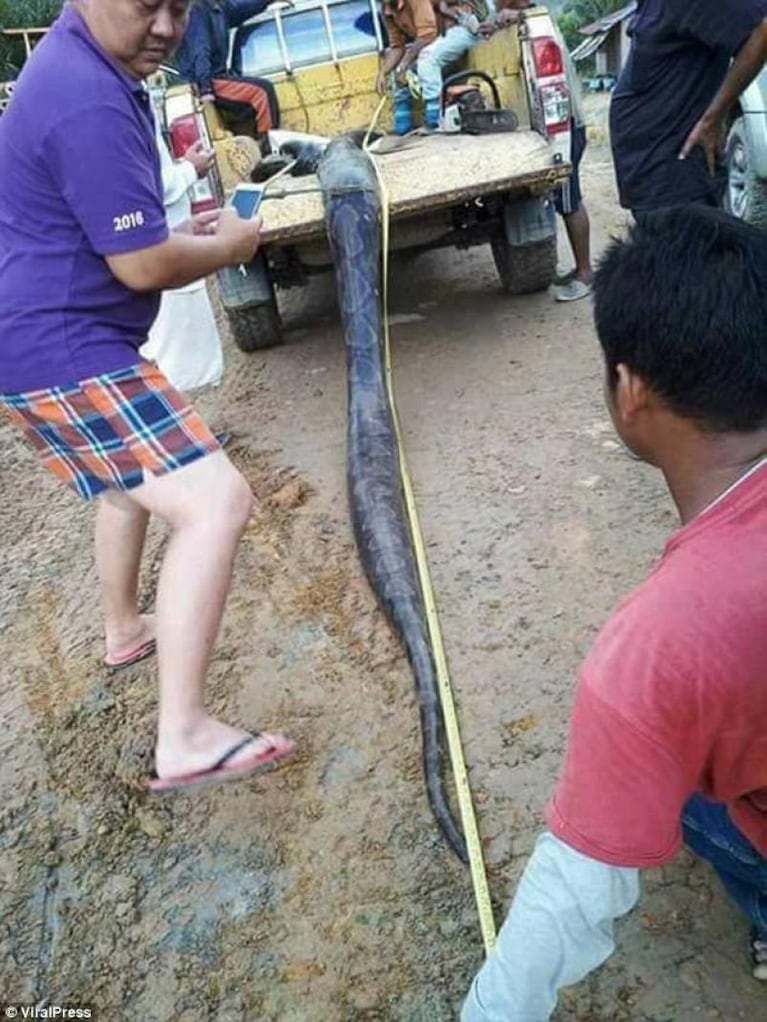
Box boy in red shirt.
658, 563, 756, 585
464, 206, 767, 1019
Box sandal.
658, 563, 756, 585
148, 732, 295, 794
104, 637, 156, 670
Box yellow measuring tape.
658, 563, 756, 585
364, 98, 496, 954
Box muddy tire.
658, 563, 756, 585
227, 300, 284, 352
724, 116, 767, 228
491, 235, 557, 295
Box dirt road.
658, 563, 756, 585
0, 155, 761, 1021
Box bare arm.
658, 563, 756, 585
438, 0, 460, 26
380, 46, 406, 76
680, 18, 767, 171
225, 0, 274, 28
397, 36, 437, 74
376, 46, 406, 94
107, 209, 260, 292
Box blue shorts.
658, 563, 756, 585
554, 124, 587, 217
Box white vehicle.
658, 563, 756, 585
725, 66, 767, 227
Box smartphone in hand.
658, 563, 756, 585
229, 183, 265, 220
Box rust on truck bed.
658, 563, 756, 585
258, 131, 570, 246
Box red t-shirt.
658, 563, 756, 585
547, 464, 767, 868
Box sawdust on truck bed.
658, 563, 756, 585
259, 131, 569, 245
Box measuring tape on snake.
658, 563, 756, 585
364, 97, 497, 954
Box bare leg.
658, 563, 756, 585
562, 203, 594, 284
96, 493, 153, 657
127, 450, 288, 777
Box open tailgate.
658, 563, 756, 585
258, 131, 570, 246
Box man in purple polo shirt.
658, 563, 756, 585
0, 0, 294, 790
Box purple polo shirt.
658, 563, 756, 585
0, 4, 169, 392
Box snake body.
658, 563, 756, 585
318, 137, 467, 862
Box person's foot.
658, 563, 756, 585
154, 715, 292, 783
752, 930, 767, 981
554, 276, 593, 303
393, 109, 415, 136
554, 268, 576, 286
105, 613, 156, 669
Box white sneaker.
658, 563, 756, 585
554, 268, 575, 286
554, 279, 592, 303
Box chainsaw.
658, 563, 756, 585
439, 71, 519, 135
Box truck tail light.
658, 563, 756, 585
539, 83, 570, 135
533, 37, 564, 79
168, 113, 219, 216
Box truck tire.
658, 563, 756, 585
491, 235, 557, 295
725, 116, 767, 228
227, 299, 284, 352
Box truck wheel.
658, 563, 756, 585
725, 116, 767, 228
227, 300, 284, 352
491, 235, 557, 295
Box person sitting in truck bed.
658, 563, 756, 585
173, 0, 279, 136
377, 0, 490, 133
376, 0, 440, 132
377, 0, 533, 134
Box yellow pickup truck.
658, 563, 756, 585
161, 0, 574, 350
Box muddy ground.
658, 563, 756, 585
0, 144, 762, 1021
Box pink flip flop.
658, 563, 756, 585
104, 637, 156, 670
148, 733, 296, 794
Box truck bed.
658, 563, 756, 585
258, 130, 569, 246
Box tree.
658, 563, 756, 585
561, 0, 628, 21
0, 1, 62, 79
556, 0, 628, 51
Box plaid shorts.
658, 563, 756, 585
0, 362, 219, 501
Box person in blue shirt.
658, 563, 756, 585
173, 0, 279, 135
610, 0, 767, 217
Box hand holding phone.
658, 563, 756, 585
229, 183, 265, 220
216, 206, 262, 266
228, 184, 266, 274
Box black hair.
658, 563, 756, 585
593, 205, 767, 433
